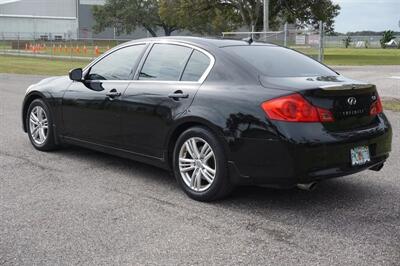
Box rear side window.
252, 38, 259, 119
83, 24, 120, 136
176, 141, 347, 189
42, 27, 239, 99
223, 46, 337, 77
181, 50, 211, 81
139, 44, 192, 81
86, 44, 145, 80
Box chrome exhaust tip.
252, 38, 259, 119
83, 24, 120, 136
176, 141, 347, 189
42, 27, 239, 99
297, 182, 318, 191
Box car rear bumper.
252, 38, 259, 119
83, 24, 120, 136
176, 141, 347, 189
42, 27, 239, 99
228, 114, 392, 187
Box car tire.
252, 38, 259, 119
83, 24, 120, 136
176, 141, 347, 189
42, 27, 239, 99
26, 99, 58, 151
173, 126, 234, 201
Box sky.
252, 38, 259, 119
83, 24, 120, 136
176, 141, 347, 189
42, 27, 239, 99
332, 0, 400, 33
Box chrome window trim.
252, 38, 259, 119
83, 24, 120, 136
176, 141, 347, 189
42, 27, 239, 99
82, 40, 215, 84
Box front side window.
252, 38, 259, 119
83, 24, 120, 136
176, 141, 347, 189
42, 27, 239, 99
139, 44, 192, 81
86, 44, 146, 80
181, 50, 211, 82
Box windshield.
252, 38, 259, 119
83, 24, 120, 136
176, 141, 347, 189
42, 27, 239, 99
223, 46, 337, 77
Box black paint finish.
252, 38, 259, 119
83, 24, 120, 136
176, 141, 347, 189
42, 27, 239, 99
22, 37, 393, 188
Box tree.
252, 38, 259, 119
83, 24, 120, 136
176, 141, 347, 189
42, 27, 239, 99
342, 36, 352, 48
179, 0, 341, 32
268, 0, 340, 33
159, 0, 241, 35
92, 0, 179, 37
93, 0, 341, 37
169, 0, 340, 33
380, 30, 395, 48
223, 0, 263, 31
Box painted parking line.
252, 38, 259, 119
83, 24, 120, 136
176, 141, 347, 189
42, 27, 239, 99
389, 76, 400, 79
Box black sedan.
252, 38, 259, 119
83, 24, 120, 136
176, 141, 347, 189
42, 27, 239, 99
22, 37, 392, 201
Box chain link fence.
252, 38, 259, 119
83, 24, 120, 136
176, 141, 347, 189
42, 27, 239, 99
222, 23, 324, 61
324, 35, 400, 48
1, 30, 398, 62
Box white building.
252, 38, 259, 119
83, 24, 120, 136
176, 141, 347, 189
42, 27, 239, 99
0, 0, 80, 39
0, 0, 154, 40
0, 0, 197, 40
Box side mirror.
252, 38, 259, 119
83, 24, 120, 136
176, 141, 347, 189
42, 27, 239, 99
69, 68, 83, 81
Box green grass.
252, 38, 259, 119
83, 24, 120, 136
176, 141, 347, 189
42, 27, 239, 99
1, 47, 399, 76
0, 55, 89, 75
323, 48, 400, 65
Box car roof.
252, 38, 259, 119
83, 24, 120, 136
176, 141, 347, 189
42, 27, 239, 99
127, 36, 278, 49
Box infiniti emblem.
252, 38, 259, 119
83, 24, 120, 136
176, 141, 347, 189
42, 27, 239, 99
347, 97, 357, 106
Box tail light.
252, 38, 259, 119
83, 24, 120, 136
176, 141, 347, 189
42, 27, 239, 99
261, 93, 334, 123
370, 95, 383, 116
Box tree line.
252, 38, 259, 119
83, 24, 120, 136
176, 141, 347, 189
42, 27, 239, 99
93, 0, 340, 37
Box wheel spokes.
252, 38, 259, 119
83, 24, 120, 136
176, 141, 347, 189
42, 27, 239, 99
190, 168, 201, 189
185, 142, 196, 159
32, 126, 39, 137
201, 160, 216, 183
179, 137, 216, 192
179, 158, 195, 173
37, 107, 44, 121
29, 106, 48, 145
30, 113, 39, 125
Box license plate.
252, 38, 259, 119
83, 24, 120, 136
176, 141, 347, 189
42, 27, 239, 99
351, 146, 371, 166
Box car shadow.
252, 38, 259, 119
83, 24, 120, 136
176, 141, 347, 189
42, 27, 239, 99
54, 145, 385, 214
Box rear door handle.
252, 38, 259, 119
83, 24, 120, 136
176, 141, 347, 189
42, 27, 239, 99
168, 91, 189, 100
106, 89, 121, 98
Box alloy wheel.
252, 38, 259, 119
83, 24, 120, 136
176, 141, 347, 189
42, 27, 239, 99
179, 137, 216, 192
29, 106, 48, 145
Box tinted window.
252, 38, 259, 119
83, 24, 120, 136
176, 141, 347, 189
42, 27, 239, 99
181, 50, 211, 81
224, 46, 337, 77
87, 44, 145, 80
139, 44, 192, 81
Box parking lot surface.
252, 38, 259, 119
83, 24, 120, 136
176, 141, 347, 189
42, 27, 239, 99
0, 73, 399, 265
336, 65, 400, 99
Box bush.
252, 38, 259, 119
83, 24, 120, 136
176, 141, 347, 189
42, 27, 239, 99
342, 36, 352, 48
380, 30, 395, 48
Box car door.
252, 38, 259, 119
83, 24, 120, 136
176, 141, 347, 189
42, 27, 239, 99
62, 44, 147, 148
120, 43, 214, 159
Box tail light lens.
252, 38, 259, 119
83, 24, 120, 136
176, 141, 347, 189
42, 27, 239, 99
261, 93, 334, 123
370, 96, 383, 116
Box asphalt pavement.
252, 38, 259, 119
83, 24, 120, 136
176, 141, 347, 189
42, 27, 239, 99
0, 73, 399, 265
336, 65, 400, 99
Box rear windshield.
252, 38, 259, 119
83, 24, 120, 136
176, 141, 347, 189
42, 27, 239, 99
223, 46, 337, 77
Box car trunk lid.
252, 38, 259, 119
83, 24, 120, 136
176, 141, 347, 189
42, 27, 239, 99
260, 75, 380, 131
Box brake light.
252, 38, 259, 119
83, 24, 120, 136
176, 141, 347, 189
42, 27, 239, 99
261, 93, 334, 122
370, 96, 383, 116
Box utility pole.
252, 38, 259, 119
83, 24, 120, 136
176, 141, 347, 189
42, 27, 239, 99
318, 21, 325, 62
263, 0, 269, 32
263, 0, 269, 42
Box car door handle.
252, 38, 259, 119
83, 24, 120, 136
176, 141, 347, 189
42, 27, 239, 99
106, 90, 121, 98
168, 91, 189, 100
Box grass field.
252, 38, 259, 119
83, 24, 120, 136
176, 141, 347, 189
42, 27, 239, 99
324, 48, 400, 65
0, 47, 399, 75
294, 48, 400, 65
0, 55, 88, 75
